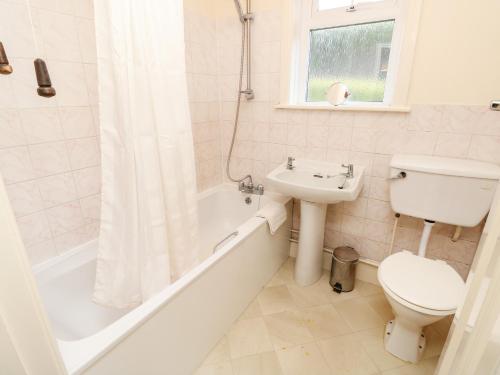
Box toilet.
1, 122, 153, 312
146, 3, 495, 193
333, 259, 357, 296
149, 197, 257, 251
379, 154, 500, 363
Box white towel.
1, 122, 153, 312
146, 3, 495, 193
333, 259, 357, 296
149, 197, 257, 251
256, 199, 287, 235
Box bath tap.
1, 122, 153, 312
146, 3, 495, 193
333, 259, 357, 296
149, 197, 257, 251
239, 181, 264, 195
287, 156, 295, 170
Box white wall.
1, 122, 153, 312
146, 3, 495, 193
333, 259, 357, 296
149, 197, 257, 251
409, 0, 500, 105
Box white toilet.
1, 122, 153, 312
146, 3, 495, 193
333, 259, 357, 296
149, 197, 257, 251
379, 154, 500, 363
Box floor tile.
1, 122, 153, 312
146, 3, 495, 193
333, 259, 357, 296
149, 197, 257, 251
263, 310, 314, 349
334, 297, 385, 331
380, 356, 439, 375
421, 327, 447, 360
356, 280, 384, 297
319, 334, 380, 375
286, 274, 334, 308
428, 315, 452, 338
267, 258, 295, 287
276, 342, 330, 375
352, 327, 407, 372
227, 317, 274, 359
301, 304, 352, 340
365, 294, 394, 322
203, 337, 231, 366
231, 351, 283, 375
258, 285, 297, 315
195, 361, 233, 375
239, 299, 263, 320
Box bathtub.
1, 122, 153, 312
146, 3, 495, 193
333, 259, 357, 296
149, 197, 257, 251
33, 184, 291, 375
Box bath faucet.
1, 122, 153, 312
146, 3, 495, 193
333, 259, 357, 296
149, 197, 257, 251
287, 157, 295, 170
341, 164, 354, 178
239, 181, 264, 195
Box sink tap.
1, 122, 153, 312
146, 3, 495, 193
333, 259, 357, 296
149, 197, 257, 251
287, 157, 295, 170
341, 164, 354, 178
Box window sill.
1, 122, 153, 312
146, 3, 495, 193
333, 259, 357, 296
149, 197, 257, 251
274, 103, 411, 113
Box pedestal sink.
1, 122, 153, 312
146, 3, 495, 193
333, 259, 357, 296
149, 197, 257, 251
266, 159, 364, 286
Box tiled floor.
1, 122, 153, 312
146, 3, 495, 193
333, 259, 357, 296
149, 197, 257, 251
195, 258, 451, 375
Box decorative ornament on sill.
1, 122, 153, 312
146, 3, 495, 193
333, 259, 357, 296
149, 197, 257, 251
0, 42, 13, 75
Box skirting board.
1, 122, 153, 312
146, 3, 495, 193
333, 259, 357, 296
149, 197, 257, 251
289, 242, 380, 286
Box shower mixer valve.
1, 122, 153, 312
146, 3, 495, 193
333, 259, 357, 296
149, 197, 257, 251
239, 181, 264, 195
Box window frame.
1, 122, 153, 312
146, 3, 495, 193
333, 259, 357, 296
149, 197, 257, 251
280, 0, 423, 110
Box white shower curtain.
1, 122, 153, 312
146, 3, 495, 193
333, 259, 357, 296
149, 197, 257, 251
93, 0, 199, 308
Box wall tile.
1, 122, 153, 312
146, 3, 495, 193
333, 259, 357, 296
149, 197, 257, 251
0, 2, 36, 58
434, 133, 471, 158
29, 141, 71, 177
37, 172, 78, 207
19, 107, 64, 144
66, 137, 99, 169
50, 61, 89, 106
0, 109, 26, 148
327, 127, 352, 151
37, 10, 81, 62
0, 146, 35, 184
77, 18, 97, 63
16, 211, 52, 246
468, 135, 500, 163
72, 166, 100, 197
59, 107, 96, 138
45, 200, 87, 236
5, 181, 44, 216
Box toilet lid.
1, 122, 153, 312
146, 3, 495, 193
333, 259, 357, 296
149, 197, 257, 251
379, 251, 465, 311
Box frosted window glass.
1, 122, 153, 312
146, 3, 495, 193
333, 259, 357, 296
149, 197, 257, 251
306, 20, 395, 102
318, 0, 384, 11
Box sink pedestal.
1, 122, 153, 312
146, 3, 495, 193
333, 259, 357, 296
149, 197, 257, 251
295, 201, 328, 286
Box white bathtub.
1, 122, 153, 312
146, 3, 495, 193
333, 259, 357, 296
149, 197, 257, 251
33, 184, 291, 375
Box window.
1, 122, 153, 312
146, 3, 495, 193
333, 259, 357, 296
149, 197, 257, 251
281, 0, 422, 109
307, 20, 395, 102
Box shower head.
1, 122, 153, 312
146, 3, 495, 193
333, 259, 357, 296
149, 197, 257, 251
233, 0, 245, 23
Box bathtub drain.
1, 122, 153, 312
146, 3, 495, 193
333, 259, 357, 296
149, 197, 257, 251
245, 196, 252, 205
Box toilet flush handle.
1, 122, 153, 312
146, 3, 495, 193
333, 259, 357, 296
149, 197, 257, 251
389, 171, 407, 180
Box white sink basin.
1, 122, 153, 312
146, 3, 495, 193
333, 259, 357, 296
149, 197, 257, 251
266, 159, 364, 286
266, 159, 364, 204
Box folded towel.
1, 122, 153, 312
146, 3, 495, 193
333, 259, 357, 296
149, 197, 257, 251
256, 199, 287, 235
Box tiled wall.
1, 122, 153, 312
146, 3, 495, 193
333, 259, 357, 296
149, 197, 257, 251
184, 0, 223, 192
0, 0, 100, 265
212, 0, 500, 278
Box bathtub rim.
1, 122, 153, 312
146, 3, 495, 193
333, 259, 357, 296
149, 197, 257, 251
33, 183, 290, 374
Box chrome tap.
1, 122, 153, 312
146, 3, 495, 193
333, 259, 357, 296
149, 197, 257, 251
239, 181, 264, 195
341, 163, 354, 178
287, 156, 295, 170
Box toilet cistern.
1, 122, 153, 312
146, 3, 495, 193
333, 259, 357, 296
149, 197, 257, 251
379, 154, 500, 363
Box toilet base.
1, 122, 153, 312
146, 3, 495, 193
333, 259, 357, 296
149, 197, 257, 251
384, 319, 426, 363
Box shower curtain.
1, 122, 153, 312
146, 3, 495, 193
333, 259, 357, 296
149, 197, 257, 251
93, 0, 199, 308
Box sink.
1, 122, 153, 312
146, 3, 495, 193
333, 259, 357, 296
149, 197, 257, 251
266, 159, 364, 204
266, 159, 364, 286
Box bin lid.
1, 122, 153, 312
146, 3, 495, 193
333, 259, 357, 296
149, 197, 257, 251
333, 246, 359, 262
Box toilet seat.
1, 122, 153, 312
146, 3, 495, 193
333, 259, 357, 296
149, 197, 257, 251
378, 251, 465, 315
